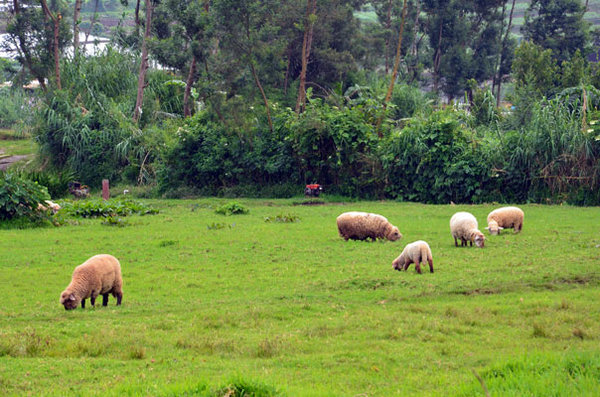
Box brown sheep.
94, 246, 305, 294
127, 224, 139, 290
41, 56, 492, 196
59, 254, 123, 310
336, 211, 402, 241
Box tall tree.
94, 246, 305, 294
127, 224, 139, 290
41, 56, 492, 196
493, 0, 516, 105
296, 0, 317, 114
151, 0, 212, 117
133, 0, 153, 123
40, 0, 62, 89
422, 0, 508, 100
4, 0, 71, 90
522, 0, 590, 63
213, 0, 283, 132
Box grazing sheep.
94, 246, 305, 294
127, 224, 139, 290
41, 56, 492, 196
450, 212, 485, 248
336, 211, 402, 241
486, 206, 524, 235
37, 200, 61, 214
392, 240, 434, 274
59, 254, 123, 310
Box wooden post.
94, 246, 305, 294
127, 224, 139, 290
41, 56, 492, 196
102, 179, 110, 201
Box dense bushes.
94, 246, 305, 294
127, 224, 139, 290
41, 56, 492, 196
0, 172, 50, 221
156, 92, 600, 204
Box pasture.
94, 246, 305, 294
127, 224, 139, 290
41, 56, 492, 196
1, 199, 599, 396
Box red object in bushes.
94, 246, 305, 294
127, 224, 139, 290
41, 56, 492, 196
304, 184, 323, 197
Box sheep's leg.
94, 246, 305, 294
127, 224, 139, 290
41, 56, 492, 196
81, 299, 86, 309
415, 261, 422, 274
454, 236, 458, 247
428, 258, 434, 273
102, 293, 109, 306
116, 292, 122, 306
403, 261, 411, 271
90, 296, 96, 306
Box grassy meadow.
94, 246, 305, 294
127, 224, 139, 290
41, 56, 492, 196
1, 198, 600, 396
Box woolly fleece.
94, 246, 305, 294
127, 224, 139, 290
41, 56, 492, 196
392, 240, 434, 274
486, 206, 524, 235
59, 254, 123, 310
337, 211, 402, 241
450, 212, 485, 248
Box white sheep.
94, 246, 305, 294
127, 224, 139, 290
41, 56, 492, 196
486, 206, 524, 235
392, 240, 434, 274
336, 211, 402, 241
450, 212, 485, 248
59, 254, 123, 310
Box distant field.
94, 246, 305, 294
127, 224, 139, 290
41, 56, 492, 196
1, 199, 599, 395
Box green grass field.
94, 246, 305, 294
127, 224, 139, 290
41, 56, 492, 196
1, 199, 599, 396
0, 129, 35, 157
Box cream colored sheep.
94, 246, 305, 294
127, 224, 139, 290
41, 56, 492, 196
450, 212, 485, 248
59, 254, 123, 310
486, 206, 524, 235
392, 240, 434, 274
336, 211, 402, 241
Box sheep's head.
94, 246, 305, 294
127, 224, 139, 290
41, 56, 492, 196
473, 231, 485, 248
387, 226, 402, 241
392, 255, 404, 271
485, 220, 503, 235
60, 291, 79, 310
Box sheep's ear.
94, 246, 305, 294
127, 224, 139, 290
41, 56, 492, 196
69, 293, 76, 301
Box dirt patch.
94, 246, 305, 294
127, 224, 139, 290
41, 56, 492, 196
0, 154, 31, 170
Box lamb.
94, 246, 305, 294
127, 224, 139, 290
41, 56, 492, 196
486, 206, 524, 235
336, 211, 402, 241
450, 212, 485, 248
392, 240, 434, 274
59, 254, 123, 310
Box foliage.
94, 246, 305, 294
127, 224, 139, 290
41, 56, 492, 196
100, 215, 129, 227
0, 88, 36, 129
17, 169, 76, 199
264, 213, 300, 223
60, 198, 158, 218
381, 108, 500, 203
215, 201, 249, 216
0, 172, 50, 221
2, 0, 72, 87
522, 0, 590, 63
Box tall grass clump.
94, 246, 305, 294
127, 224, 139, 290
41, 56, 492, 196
0, 88, 36, 130
32, 48, 184, 186
501, 96, 600, 204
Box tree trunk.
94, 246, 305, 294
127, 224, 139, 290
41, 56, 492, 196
73, 0, 82, 53
295, 0, 317, 114
385, 0, 392, 75
40, 0, 61, 89
376, 0, 408, 137
496, 0, 516, 106
135, 0, 141, 25
12, 0, 47, 90
433, 20, 442, 92
250, 61, 273, 132
408, 0, 421, 83
84, 0, 100, 46
183, 55, 197, 117
492, 1, 507, 95
133, 0, 153, 123
284, 46, 292, 95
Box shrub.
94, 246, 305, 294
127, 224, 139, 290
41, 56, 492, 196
0, 88, 36, 130
61, 199, 158, 218
381, 108, 499, 203
0, 172, 50, 221
215, 201, 249, 216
